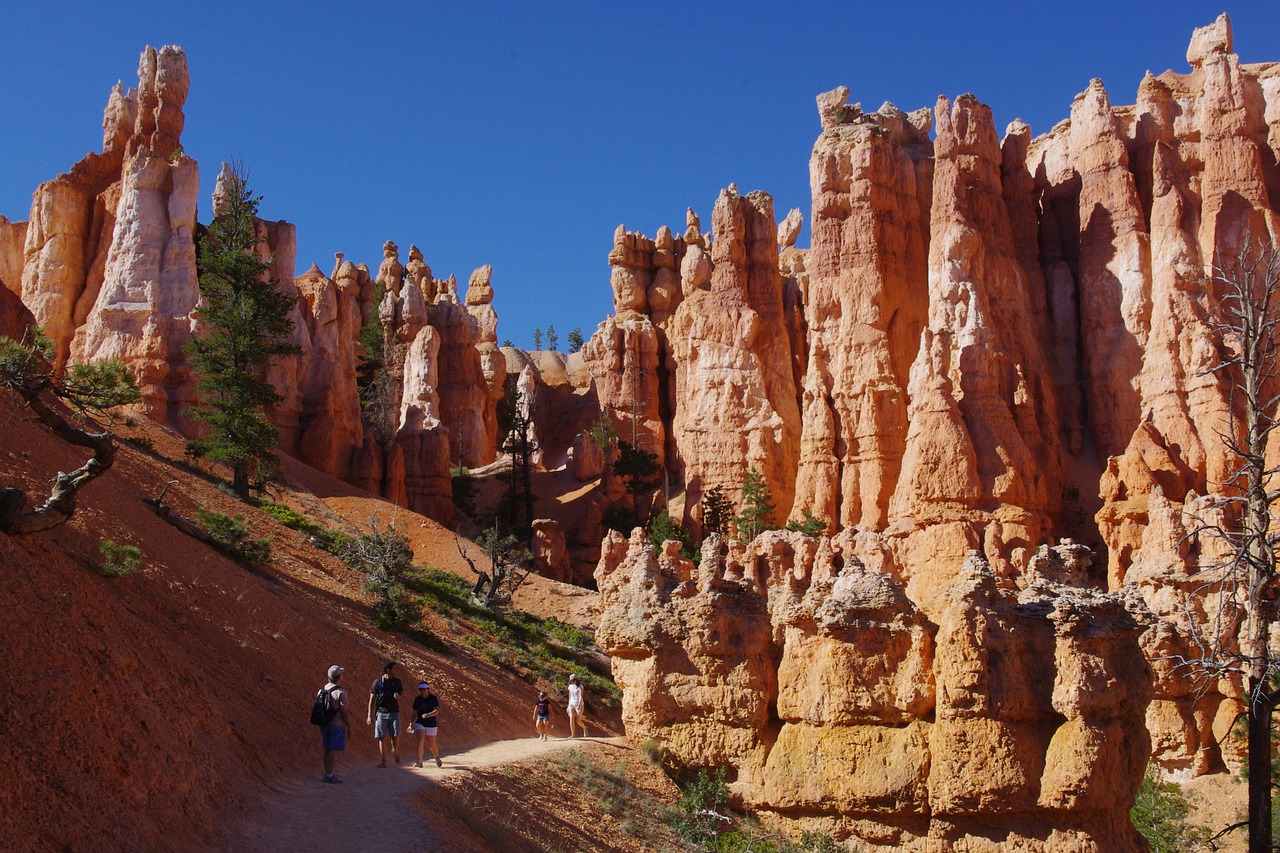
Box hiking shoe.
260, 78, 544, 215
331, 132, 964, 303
435, 757, 443, 768
413, 761, 423, 768
323, 775, 342, 784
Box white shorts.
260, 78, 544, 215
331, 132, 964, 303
415, 723, 438, 736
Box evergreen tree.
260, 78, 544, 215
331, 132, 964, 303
532, 328, 543, 350
546, 324, 559, 352
356, 289, 395, 447
648, 508, 695, 560
735, 468, 777, 541
701, 486, 733, 538
567, 327, 584, 353
614, 438, 665, 525
185, 166, 299, 500
497, 377, 536, 533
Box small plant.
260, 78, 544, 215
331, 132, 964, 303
543, 617, 592, 648
340, 520, 416, 631
785, 508, 827, 537
1130, 765, 1212, 852
639, 738, 664, 765
197, 508, 272, 565
671, 768, 732, 846
257, 500, 350, 554
99, 540, 142, 577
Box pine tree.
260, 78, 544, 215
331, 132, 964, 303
567, 328, 584, 353
701, 486, 733, 538
546, 324, 559, 352
532, 328, 543, 350
185, 166, 300, 500
735, 468, 777, 541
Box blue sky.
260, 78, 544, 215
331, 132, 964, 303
2, 2, 1278, 348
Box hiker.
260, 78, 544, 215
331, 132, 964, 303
368, 660, 404, 766
412, 681, 442, 768
320, 664, 351, 784
566, 673, 587, 738
533, 691, 551, 741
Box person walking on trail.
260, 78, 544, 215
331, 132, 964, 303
320, 664, 351, 784
566, 673, 587, 738
533, 691, 551, 741
412, 681, 442, 768
368, 660, 404, 767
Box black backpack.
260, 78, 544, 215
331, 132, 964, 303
310, 685, 340, 726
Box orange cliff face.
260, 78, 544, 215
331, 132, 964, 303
3, 48, 503, 528
595, 529, 1154, 852
576, 13, 1277, 777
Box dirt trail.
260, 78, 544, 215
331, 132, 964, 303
226, 736, 622, 851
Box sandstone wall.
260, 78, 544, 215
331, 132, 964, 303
577, 16, 1276, 777
0, 216, 27, 298
596, 530, 1152, 851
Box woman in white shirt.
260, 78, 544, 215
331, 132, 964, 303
566, 673, 587, 738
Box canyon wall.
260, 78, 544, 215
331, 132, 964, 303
2, 48, 502, 526
580, 14, 1275, 777
596, 529, 1152, 852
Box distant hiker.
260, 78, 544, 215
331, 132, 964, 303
319, 664, 351, 784
368, 660, 404, 766
412, 681, 442, 768
566, 673, 587, 738
533, 691, 551, 741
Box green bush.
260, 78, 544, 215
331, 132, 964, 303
672, 768, 731, 845
785, 509, 828, 537
1130, 765, 1211, 852
543, 617, 593, 648
257, 500, 351, 554
197, 508, 272, 565
649, 509, 697, 559
99, 540, 142, 577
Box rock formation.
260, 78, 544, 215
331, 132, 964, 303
573, 16, 1275, 779
793, 94, 931, 534
0, 216, 26, 298
18, 46, 200, 426
292, 263, 363, 479
596, 529, 1152, 851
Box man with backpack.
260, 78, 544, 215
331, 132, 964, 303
367, 660, 404, 767
317, 664, 351, 784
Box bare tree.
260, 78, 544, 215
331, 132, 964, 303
1184, 238, 1280, 852
454, 527, 532, 608
0, 330, 140, 534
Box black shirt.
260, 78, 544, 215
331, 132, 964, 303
413, 693, 439, 726
371, 676, 403, 713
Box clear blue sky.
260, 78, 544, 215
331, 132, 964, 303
3, 2, 1277, 348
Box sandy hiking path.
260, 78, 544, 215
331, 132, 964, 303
226, 735, 623, 851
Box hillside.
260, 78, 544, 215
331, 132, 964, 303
0, 396, 623, 851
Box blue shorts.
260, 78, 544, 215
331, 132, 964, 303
321, 722, 346, 752
374, 712, 399, 739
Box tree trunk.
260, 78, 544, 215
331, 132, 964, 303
1247, 677, 1272, 852
233, 463, 250, 501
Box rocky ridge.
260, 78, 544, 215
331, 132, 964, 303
595, 529, 1152, 851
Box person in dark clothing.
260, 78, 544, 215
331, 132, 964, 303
412, 681, 442, 768
367, 660, 403, 767
533, 690, 551, 741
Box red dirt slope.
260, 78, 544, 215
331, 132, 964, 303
0, 400, 612, 851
